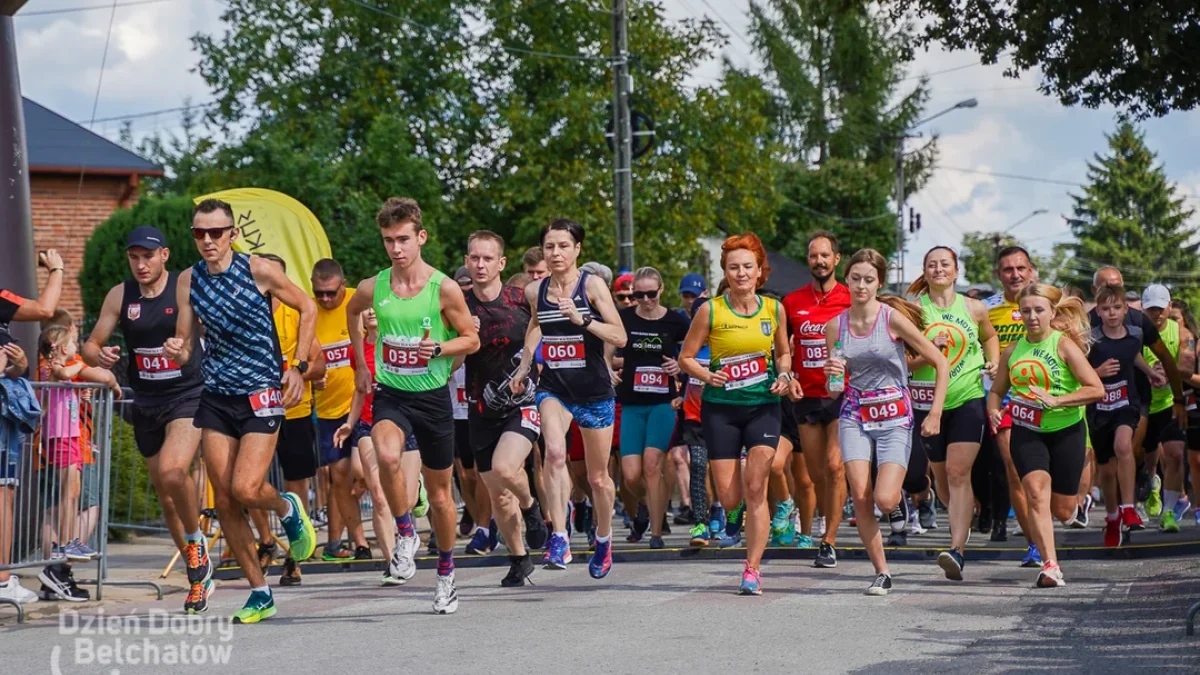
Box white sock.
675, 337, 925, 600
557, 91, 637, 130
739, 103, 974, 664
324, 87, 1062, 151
187, 530, 203, 543
553, 530, 568, 540
282, 499, 295, 520
1163, 489, 1180, 512
251, 585, 271, 595
596, 533, 611, 544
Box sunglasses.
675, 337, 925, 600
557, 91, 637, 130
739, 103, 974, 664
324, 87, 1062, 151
313, 290, 340, 299
631, 289, 659, 300
616, 294, 634, 302
191, 226, 235, 241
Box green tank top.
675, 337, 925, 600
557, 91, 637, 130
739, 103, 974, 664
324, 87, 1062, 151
1143, 318, 1179, 414
911, 294, 985, 411
1007, 330, 1083, 432
373, 267, 456, 393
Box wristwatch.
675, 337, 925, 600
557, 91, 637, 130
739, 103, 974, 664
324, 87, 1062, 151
581, 315, 594, 328
295, 360, 309, 375
432, 343, 443, 358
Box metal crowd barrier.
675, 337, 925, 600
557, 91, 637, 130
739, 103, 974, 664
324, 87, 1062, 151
0, 382, 160, 624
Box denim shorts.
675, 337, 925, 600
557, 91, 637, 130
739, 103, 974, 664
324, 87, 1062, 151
0, 448, 19, 486
535, 391, 615, 430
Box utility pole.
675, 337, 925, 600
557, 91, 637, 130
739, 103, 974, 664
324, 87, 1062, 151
894, 139, 905, 288
611, 0, 635, 272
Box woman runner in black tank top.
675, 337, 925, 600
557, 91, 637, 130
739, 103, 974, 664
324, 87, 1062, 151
119, 271, 204, 407
535, 270, 614, 402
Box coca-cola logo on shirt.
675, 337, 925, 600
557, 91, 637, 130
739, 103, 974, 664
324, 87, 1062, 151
795, 320, 827, 336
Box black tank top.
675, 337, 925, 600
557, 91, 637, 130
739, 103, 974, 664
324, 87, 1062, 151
465, 284, 537, 417
119, 272, 204, 407
536, 271, 614, 403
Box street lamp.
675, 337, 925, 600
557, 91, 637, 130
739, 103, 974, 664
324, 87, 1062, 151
894, 98, 979, 285
1004, 208, 1049, 234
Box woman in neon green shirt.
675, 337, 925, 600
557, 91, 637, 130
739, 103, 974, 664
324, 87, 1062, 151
987, 283, 1103, 589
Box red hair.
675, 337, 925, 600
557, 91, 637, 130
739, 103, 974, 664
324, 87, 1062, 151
720, 233, 771, 289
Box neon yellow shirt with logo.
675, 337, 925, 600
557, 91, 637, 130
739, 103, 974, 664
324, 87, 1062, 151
314, 288, 356, 420
1007, 330, 1082, 432
911, 294, 984, 411
703, 294, 780, 406
273, 303, 312, 420
1142, 318, 1179, 415
373, 268, 456, 393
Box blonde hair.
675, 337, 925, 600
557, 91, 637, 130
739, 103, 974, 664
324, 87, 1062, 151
846, 248, 925, 352
39, 325, 71, 360
906, 246, 959, 297
633, 266, 663, 288
1016, 283, 1091, 353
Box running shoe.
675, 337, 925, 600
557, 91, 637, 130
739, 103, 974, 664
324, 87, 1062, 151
889, 496, 909, 534
184, 540, 213, 587
0, 576, 38, 605
689, 523, 710, 547
627, 504, 650, 543
937, 549, 964, 581
184, 579, 212, 614
56, 541, 90, 563
1146, 475, 1163, 517
865, 573, 892, 596
812, 516, 826, 539
38, 565, 87, 602
279, 557, 301, 586
433, 572, 459, 614
1160, 509, 1180, 533
726, 502, 744, 538
1035, 561, 1065, 588
311, 506, 328, 529
1104, 515, 1124, 548
466, 528, 493, 555
708, 506, 726, 539
353, 545, 372, 561
1080, 494, 1094, 526
795, 534, 816, 549
413, 478, 429, 519
718, 532, 743, 548
389, 533, 419, 582
256, 541, 277, 575
523, 501, 549, 551
1021, 543, 1042, 568
1173, 496, 1192, 523
770, 499, 793, 540
459, 508, 475, 537
280, 492, 317, 562
572, 500, 589, 535
232, 589, 276, 624
907, 508, 926, 535
814, 541, 838, 568
918, 501, 937, 530
1121, 505, 1145, 532
649, 536, 665, 550
381, 571, 404, 587
674, 505, 696, 525
739, 562, 762, 596
990, 520, 1008, 542
321, 542, 353, 561
501, 555, 535, 587
886, 531, 907, 547
65, 539, 99, 560
588, 539, 612, 579
543, 533, 572, 570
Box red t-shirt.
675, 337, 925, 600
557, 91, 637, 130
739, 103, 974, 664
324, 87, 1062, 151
782, 282, 852, 399
355, 340, 377, 425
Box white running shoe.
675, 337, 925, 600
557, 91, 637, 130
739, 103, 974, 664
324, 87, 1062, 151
0, 576, 38, 604
813, 516, 826, 539
389, 533, 419, 582
433, 572, 458, 615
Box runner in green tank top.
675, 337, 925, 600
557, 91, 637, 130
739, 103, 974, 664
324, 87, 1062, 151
345, 198, 479, 615
905, 247, 999, 580
987, 283, 1102, 589
1140, 284, 1193, 532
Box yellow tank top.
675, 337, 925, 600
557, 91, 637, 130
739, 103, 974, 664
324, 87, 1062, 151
704, 294, 780, 406
987, 295, 1025, 350
313, 289, 356, 419
274, 303, 313, 420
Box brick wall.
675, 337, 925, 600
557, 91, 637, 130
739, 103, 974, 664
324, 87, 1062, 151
30, 173, 139, 320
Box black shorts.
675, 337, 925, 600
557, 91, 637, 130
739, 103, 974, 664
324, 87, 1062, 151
276, 416, 318, 482
373, 384, 456, 471
793, 396, 840, 426
1010, 421, 1086, 496
1087, 405, 1140, 464
916, 397, 987, 463
469, 408, 540, 474
701, 400, 781, 460
780, 399, 802, 450
131, 394, 200, 459
1143, 407, 1185, 452
194, 390, 284, 439
455, 419, 473, 469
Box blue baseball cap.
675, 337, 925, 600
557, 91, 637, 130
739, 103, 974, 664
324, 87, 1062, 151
126, 226, 167, 250
679, 273, 707, 296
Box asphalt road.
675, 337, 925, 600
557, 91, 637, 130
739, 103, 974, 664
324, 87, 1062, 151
3, 553, 1199, 674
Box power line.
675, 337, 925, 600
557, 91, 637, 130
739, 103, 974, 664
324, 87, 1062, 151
793, 202, 893, 223
901, 52, 1011, 82
80, 102, 216, 124
75, 0, 120, 197
693, 0, 755, 53
18, 0, 183, 17
938, 165, 1083, 188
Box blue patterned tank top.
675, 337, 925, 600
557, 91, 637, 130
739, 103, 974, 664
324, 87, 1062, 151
190, 252, 282, 395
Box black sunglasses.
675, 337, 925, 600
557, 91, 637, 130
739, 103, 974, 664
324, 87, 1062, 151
314, 290, 340, 299
631, 289, 659, 300
191, 226, 234, 241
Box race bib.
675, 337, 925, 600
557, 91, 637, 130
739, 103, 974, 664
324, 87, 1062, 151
133, 346, 181, 381
1186, 389, 1197, 412
1010, 396, 1044, 430
520, 406, 541, 433
858, 388, 909, 431
633, 366, 669, 394
910, 381, 935, 412
322, 339, 351, 370
249, 388, 285, 418
799, 338, 828, 370
1097, 380, 1129, 412
381, 336, 429, 376
452, 386, 469, 420
722, 352, 768, 391
542, 335, 585, 370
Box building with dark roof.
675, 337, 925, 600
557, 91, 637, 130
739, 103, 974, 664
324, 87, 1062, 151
25, 98, 163, 318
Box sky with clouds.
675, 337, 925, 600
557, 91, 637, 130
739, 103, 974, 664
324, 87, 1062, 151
15, 0, 1200, 283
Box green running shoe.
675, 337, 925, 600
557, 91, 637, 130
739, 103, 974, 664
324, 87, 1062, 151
1146, 475, 1162, 518
413, 477, 430, 519
1160, 509, 1180, 533
795, 534, 816, 549
689, 522, 710, 547
280, 492, 317, 562
727, 501, 745, 536
231, 589, 276, 624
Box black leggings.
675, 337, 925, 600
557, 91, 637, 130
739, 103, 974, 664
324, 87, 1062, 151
972, 431, 1011, 519
688, 445, 709, 518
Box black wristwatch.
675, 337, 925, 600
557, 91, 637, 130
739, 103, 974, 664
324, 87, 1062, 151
580, 315, 594, 329
432, 343, 443, 358
295, 360, 309, 375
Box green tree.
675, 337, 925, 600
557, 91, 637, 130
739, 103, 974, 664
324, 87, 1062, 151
1065, 122, 1199, 296
747, 0, 934, 262
958, 231, 1019, 285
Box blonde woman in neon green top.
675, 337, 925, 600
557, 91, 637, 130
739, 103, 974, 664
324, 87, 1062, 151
987, 283, 1102, 589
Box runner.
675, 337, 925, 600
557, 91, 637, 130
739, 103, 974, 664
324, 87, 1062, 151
510, 218, 626, 578
782, 231, 851, 568
345, 197, 479, 614
1087, 284, 1148, 545
987, 284, 1103, 588
523, 247, 549, 281
679, 233, 794, 595
824, 249, 949, 596
674, 296, 720, 547
615, 267, 689, 549
460, 230, 549, 585
1140, 284, 1193, 532
904, 247, 998, 580
82, 227, 212, 612
165, 199, 319, 623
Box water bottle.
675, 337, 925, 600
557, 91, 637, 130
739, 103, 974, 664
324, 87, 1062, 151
827, 341, 846, 394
